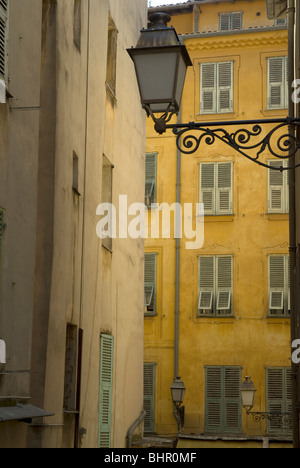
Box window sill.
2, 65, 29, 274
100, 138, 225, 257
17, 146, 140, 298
195, 112, 237, 122
204, 214, 235, 222
265, 213, 289, 221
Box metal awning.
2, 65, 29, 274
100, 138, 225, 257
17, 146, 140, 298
0, 404, 54, 423
266, 0, 288, 19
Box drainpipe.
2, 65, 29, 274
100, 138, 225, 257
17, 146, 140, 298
287, 0, 299, 449
126, 410, 146, 448
173, 110, 182, 431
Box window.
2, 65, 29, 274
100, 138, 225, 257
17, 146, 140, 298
0, 0, 8, 84
268, 160, 289, 213
266, 367, 292, 435
106, 14, 118, 98
73, 0, 81, 51
144, 363, 156, 433
198, 256, 233, 317
145, 153, 157, 208
267, 57, 288, 110
200, 61, 233, 114
144, 253, 157, 316
205, 366, 242, 434
99, 334, 114, 448
269, 255, 290, 317
275, 18, 287, 26
219, 12, 243, 31
101, 156, 113, 252
200, 162, 233, 215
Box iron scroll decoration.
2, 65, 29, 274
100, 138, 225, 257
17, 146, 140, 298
147, 109, 300, 172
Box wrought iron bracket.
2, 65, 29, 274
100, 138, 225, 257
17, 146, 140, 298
247, 411, 292, 430
150, 114, 300, 171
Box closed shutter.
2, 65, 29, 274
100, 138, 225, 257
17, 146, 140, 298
218, 62, 233, 113
269, 256, 285, 316
0, 0, 8, 82
219, 12, 242, 31
144, 253, 157, 316
219, 13, 230, 31
205, 366, 241, 433
99, 334, 114, 448
231, 12, 242, 30
266, 367, 292, 435
145, 153, 157, 208
200, 63, 216, 114
217, 162, 232, 214
198, 256, 214, 316
200, 163, 215, 214
144, 363, 156, 433
217, 256, 233, 315
268, 57, 287, 109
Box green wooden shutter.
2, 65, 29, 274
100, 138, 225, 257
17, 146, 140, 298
217, 62, 233, 113
200, 63, 217, 114
266, 367, 292, 435
205, 366, 241, 433
268, 57, 285, 109
0, 0, 8, 83
145, 153, 157, 208
217, 256, 233, 316
99, 334, 114, 448
269, 256, 285, 316
144, 253, 157, 316
198, 256, 214, 316
217, 162, 233, 214
144, 363, 156, 433
200, 163, 215, 214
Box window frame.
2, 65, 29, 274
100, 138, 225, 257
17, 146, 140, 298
199, 162, 233, 215
0, 0, 9, 88
219, 11, 243, 32
198, 255, 233, 317
267, 56, 288, 110
144, 252, 158, 317
145, 153, 158, 209
266, 367, 292, 435
268, 254, 290, 318
200, 61, 234, 115
267, 160, 289, 214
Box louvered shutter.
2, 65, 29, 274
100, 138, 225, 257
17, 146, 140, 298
198, 256, 214, 316
268, 161, 284, 212
205, 366, 241, 433
217, 162, 232, 214
145, 153, 157, 208
217, 256, 233, 315
205, 367, 222, 432
269, 256, 285, 316
268, 57, 285, 109
144, 363, 156, 433
0, 0, 8, 83
200, 163, 215, 214
218, 62, 233, 113
266, 368, 292, 435
231, 12, 242, 30
144, 253, 157, 316
219, 13, 230, 31
224, 367, 241, 432
201, 63, 216, 114
99, 334, 114, 448
0, 209, 4, 259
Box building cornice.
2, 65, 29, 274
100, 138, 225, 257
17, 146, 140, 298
183, 28, 288, 51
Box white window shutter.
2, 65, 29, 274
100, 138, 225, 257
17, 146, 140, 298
217, 162, 233, 214
145, 153, 157, 208
199, 256, 214, 316
200, 163, 215, 214
231, 12, 242, 30
268, 57, 284, 109
201, 63, 216, 114
269, 256, 285, 316
217, 256, 233, 315
268, 161, 284, 213
219, 13, 230, 31
218, 62, 233, 113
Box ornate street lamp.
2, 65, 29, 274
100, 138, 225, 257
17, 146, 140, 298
241, 376, 292, 429
170, 376, 186, 433
128, 13, 300, 171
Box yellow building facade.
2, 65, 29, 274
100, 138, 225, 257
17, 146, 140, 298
145, 0, 292, 448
